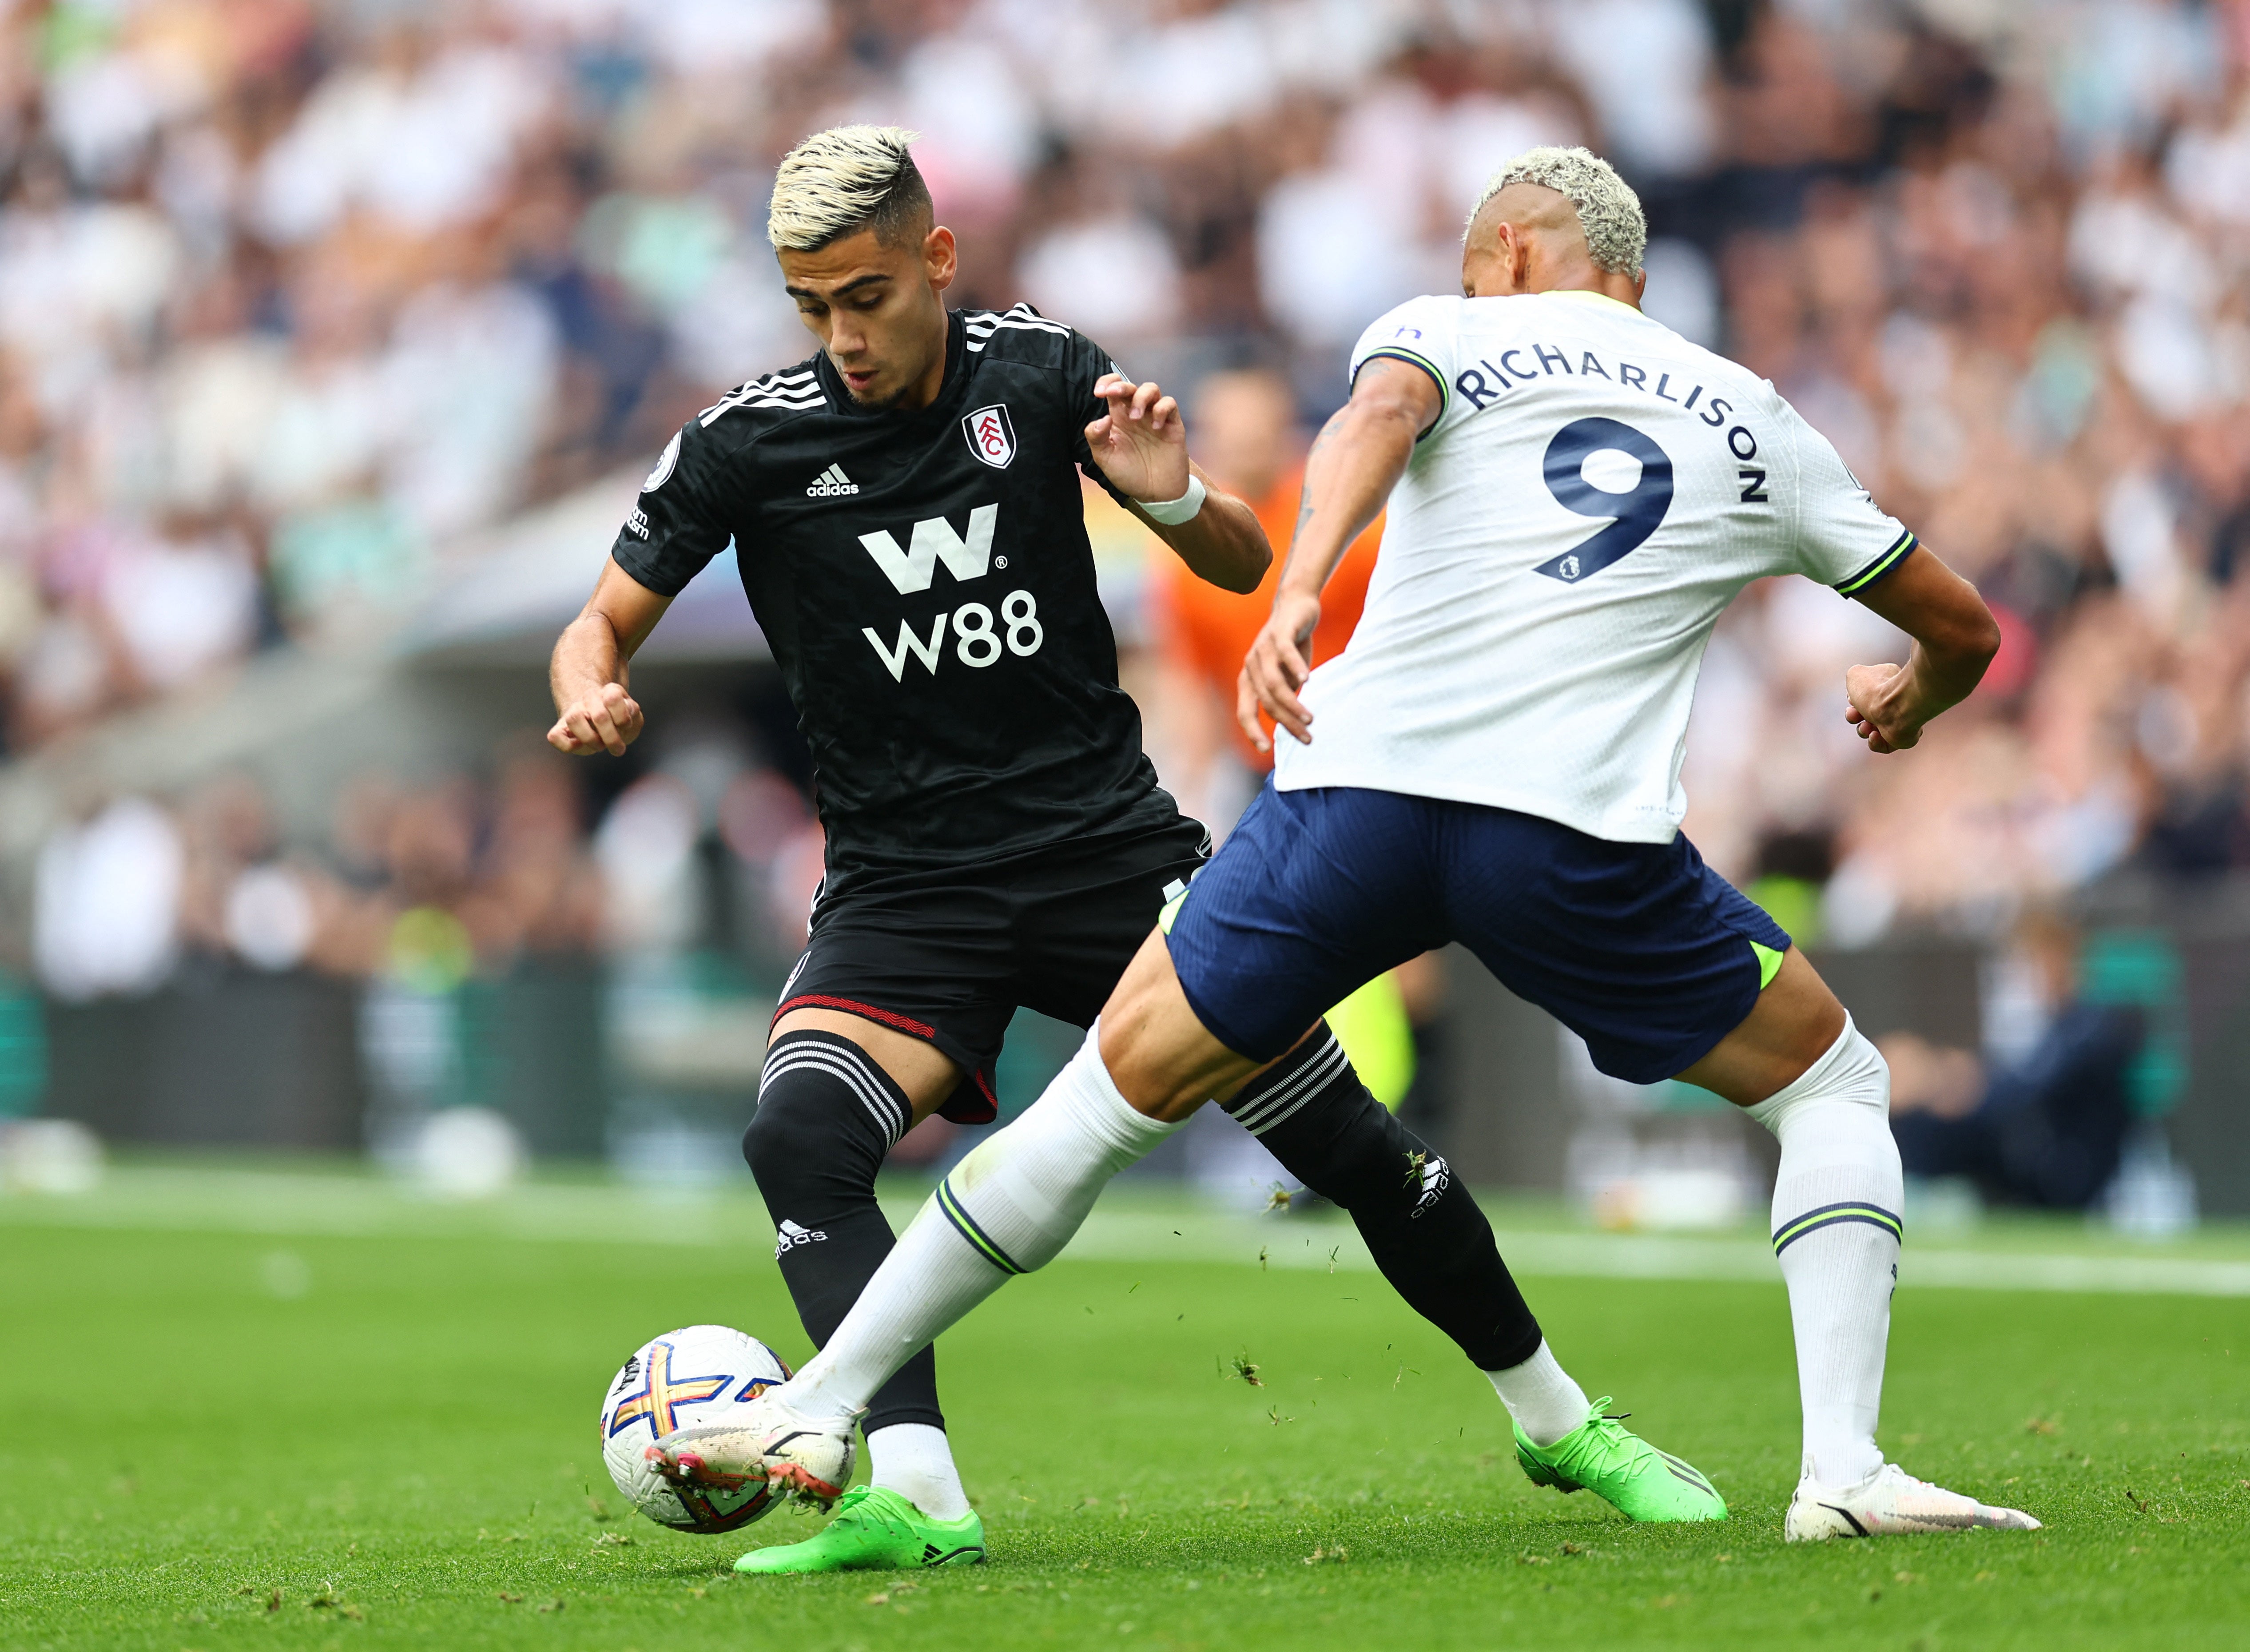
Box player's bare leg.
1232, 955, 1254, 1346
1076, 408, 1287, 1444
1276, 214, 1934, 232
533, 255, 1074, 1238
1682, 948, 2039, 1539
1089, 931, 1262, 1114
771, 1007, 964, 1101
1671, 946, 1845, 1106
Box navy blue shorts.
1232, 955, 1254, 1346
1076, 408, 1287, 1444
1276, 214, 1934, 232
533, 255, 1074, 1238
1165, 785, 1790, 1085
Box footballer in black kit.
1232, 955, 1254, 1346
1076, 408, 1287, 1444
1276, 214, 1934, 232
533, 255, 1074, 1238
551, 124, 1549, 1572
611, 304, 1208, 1121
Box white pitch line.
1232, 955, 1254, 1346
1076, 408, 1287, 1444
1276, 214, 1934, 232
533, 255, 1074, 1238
1902, 1247, 2250, 1298
4, 1178, 2247, 1299
1053, 1214, 2250, 1299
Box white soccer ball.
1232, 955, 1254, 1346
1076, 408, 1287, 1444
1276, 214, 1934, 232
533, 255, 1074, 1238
599, 1325, 793, 1533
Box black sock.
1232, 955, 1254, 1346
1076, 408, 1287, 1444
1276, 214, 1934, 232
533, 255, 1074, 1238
742, 1031, 945, 1432
1226, 1025, 1543, 1371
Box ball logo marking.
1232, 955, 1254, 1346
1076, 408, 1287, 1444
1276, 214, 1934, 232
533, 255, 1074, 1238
604, 1339, 732, 1440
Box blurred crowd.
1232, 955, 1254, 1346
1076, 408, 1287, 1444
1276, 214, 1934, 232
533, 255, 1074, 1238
30, 732, 828, 1001
1660, 0, 2250, 937
3, 0, 2250, 996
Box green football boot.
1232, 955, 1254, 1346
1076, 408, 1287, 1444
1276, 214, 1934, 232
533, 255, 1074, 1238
1513, 1398, 1727, 1522
733, 1486, 986, 1574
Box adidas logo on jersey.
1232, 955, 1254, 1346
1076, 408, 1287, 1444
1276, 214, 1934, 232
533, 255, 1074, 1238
806, 464, 860, 497
775, 1219, 828, 1256
1409, 1154, 1451, 1219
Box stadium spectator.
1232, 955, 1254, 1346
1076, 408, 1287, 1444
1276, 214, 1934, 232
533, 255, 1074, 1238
1886, 910, 2143, 1210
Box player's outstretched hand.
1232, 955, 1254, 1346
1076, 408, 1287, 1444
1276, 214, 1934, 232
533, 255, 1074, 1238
1844, 662, 1919, 754
1085, 372, 1190, 505
1237, 588, 1322, 753
549, 680, 644, 756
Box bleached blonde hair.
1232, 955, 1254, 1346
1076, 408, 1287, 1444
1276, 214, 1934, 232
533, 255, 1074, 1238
1467, 145, 1647, 278
767, 124, 930, 251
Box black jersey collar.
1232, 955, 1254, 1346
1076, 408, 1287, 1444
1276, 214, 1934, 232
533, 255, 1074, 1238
814, 310, 969, 422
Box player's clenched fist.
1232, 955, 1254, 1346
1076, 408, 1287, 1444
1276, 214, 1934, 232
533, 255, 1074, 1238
1237, 587, 1323, 754
549, 680, 644, 756
1843, 662, 1917, 754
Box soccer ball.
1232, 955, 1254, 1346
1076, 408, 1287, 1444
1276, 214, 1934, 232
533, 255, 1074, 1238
599, 1325, 792, 1533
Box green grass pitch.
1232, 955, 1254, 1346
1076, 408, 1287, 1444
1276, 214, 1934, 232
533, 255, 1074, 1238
1, 1168, 2245, 1651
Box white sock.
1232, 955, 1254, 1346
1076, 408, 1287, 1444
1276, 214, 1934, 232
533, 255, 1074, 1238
866, 1422, 970, 1522
1485, 1339, 1590, 1448
1745, 1017, 1900, 1488
781, 1027, 1180, 1424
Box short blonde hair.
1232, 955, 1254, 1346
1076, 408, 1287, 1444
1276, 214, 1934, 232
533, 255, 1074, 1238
767, 124, 930, 252
1467, 145, 1647, 278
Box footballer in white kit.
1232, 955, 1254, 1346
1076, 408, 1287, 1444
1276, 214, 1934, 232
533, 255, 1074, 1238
1283, 286, 1914, 846
654, 147, 2039, 1547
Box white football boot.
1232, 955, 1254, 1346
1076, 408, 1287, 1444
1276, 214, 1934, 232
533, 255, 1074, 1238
1785, 1458, 2041, 1541
644, 1393, 859, 1511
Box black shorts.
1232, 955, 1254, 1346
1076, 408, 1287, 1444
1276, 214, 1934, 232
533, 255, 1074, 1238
775, 814, 1211, 1124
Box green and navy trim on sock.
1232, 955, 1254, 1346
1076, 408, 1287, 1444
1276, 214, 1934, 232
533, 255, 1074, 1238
1834, 531, 1917, 596
934, 1178, 1026, 1275
1772, 1200, 1903, 1256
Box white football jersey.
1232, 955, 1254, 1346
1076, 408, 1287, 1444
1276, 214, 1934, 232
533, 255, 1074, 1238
1273, 290, 1915, 844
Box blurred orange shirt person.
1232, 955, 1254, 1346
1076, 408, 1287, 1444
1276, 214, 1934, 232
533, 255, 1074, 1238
1151, 371, 1382, 768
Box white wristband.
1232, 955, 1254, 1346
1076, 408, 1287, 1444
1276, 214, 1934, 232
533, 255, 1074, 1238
1139, 473, 1206, 525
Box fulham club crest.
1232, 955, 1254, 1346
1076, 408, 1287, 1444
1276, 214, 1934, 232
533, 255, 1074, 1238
962, 403, 1016, 469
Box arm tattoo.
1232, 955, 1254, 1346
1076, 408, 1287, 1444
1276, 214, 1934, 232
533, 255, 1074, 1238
1294, 412, 1347, 537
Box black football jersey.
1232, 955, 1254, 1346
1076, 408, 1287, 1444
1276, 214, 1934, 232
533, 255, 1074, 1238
611, 305, 1180, 891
